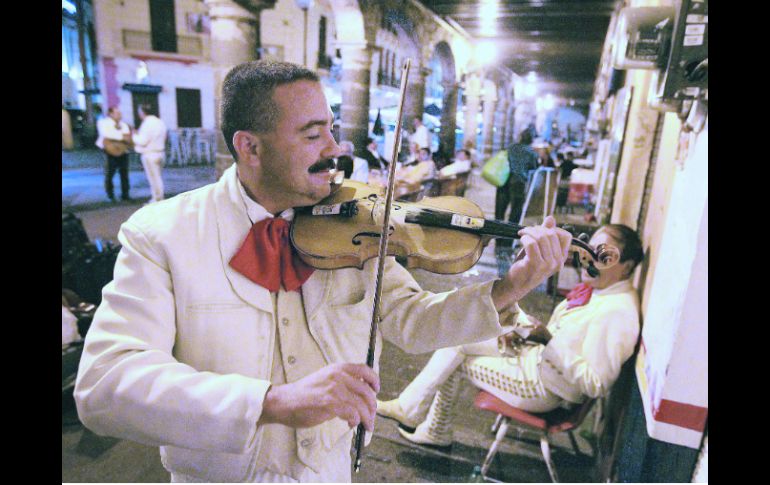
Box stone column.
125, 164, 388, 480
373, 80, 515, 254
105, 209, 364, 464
462, 73, 481, 152
207, 0, 271, 178
492, 97, 508, 153
339, 44, 374, 157
403, 65, 429, 129
480, 80, 497, 159
505, 102, 517, 146
439, 79, 458, 156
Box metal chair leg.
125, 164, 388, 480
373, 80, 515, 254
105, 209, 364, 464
540, 433, 560, 483
481, 417, 510, 478
491, 413, 504, 434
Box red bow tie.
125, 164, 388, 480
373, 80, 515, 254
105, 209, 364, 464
229, 217, 315, 293
566, 282, 593, 309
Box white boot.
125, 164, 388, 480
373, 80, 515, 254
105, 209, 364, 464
377, 399, 420, 429
397, 371, 461, 448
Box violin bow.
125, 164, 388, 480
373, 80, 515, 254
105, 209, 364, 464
352, 57, 412, 473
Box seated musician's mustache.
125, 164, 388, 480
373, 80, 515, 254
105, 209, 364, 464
308, 158, 337, 174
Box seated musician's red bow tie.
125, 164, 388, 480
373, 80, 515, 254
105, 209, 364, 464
229, 217, 315, 293
566, 282, 593, 309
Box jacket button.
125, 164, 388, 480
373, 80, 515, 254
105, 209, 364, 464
300, 438, 314, 448
281, 318, 290, 326
287, 356, 297, 365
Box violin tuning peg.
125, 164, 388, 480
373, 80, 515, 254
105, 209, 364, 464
577, 232, 590, 243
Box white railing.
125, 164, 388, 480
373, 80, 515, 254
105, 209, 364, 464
165, 129, 217, 166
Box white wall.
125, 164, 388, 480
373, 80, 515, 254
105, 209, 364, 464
260, 0, 336, 68
635, 121, 708, 449
112, 58, 216, 130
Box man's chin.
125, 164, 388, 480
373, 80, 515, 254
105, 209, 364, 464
298, 177, 332, 206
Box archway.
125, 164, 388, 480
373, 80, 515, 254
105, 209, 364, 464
429, 40, 458, 161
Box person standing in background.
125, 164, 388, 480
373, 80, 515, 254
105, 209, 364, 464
96, 106, 133, 202
132, 104, 168, 204
495, 131, 540, 256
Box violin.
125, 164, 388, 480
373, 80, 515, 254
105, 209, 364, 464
291, 179, 620, 277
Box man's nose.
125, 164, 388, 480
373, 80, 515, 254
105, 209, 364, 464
322, 137, 343, 159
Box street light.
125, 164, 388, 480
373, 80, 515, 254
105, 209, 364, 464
295, 0, 313, 67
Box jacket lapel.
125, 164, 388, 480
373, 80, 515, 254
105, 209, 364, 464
213, 165, 274, 314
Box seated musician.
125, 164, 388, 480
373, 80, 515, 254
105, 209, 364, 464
395, 147, 437, 196
377, 224, 642, 447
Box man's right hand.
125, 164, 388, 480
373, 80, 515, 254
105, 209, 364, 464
257, 363, 380, 432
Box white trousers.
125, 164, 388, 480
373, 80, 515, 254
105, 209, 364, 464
141, 152, 165, 202
397, 337, 562, 443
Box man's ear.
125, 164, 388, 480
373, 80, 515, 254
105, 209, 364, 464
621, 260, 635, 279
233, 131, 262, 168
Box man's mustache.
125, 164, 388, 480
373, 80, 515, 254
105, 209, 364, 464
308, 158, 337, 174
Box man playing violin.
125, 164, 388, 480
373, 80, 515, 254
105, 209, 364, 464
74, 60, 573, 483
377, 224, 643, 447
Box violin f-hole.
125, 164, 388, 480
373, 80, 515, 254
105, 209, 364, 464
351, 226, 395, 245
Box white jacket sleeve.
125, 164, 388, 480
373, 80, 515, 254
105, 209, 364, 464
378, 258, 510, 354
74, 220, 271, 454
540, 307, 639, 401
132, 122, 150, 148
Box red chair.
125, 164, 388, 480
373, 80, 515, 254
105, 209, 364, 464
473, 390, 596, 482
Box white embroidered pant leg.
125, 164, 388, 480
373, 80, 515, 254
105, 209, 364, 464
398, 338, 501, 425
141, 152, 165, 202
461, 351, 563, 413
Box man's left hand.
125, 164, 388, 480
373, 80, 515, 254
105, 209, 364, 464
491, 216, 571, 311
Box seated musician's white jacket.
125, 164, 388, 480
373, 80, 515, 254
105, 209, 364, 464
539, 279, 640, 403
74, 164, 512, 482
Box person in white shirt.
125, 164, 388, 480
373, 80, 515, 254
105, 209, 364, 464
74, 60, 573, 483
410, 117, 430, 151
132, 104, 168, 203
377, 224, 642, 447
338, 140, 369, 183
438, 149, 472, 179
96, 106, 133, 202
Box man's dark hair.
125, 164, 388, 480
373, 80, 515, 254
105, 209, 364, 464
518, 130, 533, 146
456, 149, 471, 158
221, 60, 320, 160
419, 147, 431, 155
599, 224, 644, 274
139, 104, 157, 116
